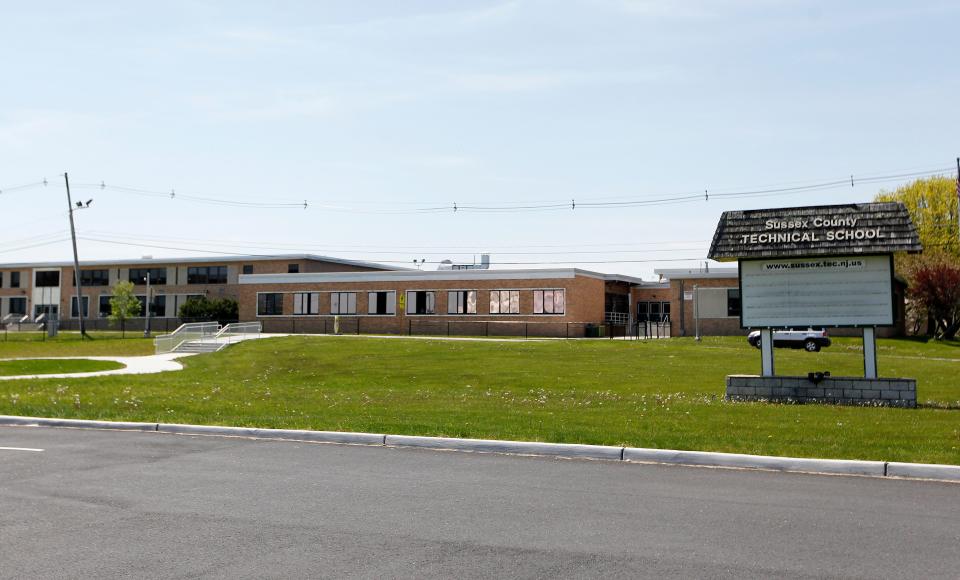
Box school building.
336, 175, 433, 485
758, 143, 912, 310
0, 254, 907, 337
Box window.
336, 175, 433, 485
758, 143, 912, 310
70, 296, 89, 318
242, 265, 253, 275
447, 290, 477, 314
331, 292, 357, 315
99, 296, 112, 317
136, 295, 166, 317
73, 269, 109, 287
294, 292, 320, 315
489, 290, 519, 314
533, 290, 565, 314
406, 291, 436, 315
727, 289, 741, 317
368, 291, 396, 315
35, 271, 60, 287
10, 272, 19, 288
129, 268, 167, 285
0, 273, 3, 287
187, 266, 227, 284
8, 297, 26, 315
287, 264, 300, 273
258, 293, 284, 316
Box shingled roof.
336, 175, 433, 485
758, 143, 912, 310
707, 202, 922, 261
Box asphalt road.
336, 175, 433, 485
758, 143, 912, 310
1, 427, 958, 579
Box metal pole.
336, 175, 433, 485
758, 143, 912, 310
863, 327, 878, 379
956, 157, 959, 243
760, 328, 775, 377
693, 284, 701, 342
143, 272, 151, 337
64, 173, 86, 338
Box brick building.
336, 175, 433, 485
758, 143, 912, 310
0, 254, 396, 332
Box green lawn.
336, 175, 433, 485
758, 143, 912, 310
0, 359, 125, 376
0, 332, 154, 357
0, 335, 958, 464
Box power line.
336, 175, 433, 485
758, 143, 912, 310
50, 163, 958, 214
76, 236, 707, 265
79, 231, 707, 256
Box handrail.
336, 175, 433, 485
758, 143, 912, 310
154, 321, 221, 354
215, 321, 262, 345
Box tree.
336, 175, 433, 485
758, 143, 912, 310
876, 176, 960, 255
909, 261, 960, 340
875, 176, 960, 337
109, 281, 141, 338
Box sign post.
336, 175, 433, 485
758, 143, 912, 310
709, 202, 921, 407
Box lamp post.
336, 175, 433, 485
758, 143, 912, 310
64, 172, 93, 338
143, 271, 151, 338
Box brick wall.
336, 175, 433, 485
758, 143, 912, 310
726, 375, 916, 408
238, 274, 607, 337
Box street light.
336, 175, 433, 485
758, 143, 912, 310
64, 172, 92, 338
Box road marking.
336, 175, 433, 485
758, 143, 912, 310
0, 447, 44, 452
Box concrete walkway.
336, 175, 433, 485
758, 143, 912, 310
0, 353, 195, 381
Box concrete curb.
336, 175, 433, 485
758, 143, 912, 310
886, 462, 960, 482
157, 423, 385, 446
0, 415, 159, 432
385, 434, 623, 460
622, 447, 885, 477
2, 415, 957, 482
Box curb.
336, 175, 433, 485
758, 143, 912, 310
385, 434, 623, 461
2, 415, 958, 482
622, 448, 886, 477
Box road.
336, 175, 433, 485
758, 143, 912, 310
1, 426, 957, 579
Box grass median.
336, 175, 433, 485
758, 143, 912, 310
0, 335, 957, 464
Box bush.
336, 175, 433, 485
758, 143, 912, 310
178, 297, 239, 323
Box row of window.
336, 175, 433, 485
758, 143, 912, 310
69, 295, 169, 318
0, 272, 21, 289
257, 289, 566, 316
25, 263, 304, 289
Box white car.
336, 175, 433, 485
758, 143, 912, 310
747, 328, 831, 352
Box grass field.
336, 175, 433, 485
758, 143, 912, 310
0, 332, 154, 357
0, 335, 957, 464
0, 359, 125, 377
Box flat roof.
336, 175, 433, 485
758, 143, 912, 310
240, 268, 653, 285
655, 267, 738, 280
0, 254, 401, 271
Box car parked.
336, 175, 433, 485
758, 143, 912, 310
746, 328, 831, 352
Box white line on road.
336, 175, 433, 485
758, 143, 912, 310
0, 447, 44, 452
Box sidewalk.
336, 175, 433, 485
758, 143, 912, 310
0, 353, 194, 381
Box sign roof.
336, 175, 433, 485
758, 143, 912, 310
707, 202, 922, 261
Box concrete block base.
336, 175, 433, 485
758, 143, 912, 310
726, 375, 916, 408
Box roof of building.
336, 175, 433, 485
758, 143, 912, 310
0, 254, 402, 271
708, 202, 922, 260
240, 268, 654, 285
655, 267, 739, 280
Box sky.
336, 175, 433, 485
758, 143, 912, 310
1, 0, 958, 279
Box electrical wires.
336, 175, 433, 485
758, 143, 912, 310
50, 162, 959, 215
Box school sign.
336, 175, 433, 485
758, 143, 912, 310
708, 202, 922, 407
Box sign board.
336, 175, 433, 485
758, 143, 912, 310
739, 255, 894, 328
683, 291, 694, 301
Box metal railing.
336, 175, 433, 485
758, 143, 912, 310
154, 322, 221, 354
604, 311, 630, 325
216, 321, 262, 345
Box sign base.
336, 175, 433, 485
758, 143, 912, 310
726, 375, 916, 408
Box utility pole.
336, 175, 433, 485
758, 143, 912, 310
956, 157, 959, 244
64, 172, 87, 338
143, 271, 151, 337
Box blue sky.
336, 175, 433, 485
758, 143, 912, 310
1, 0, 957, 278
